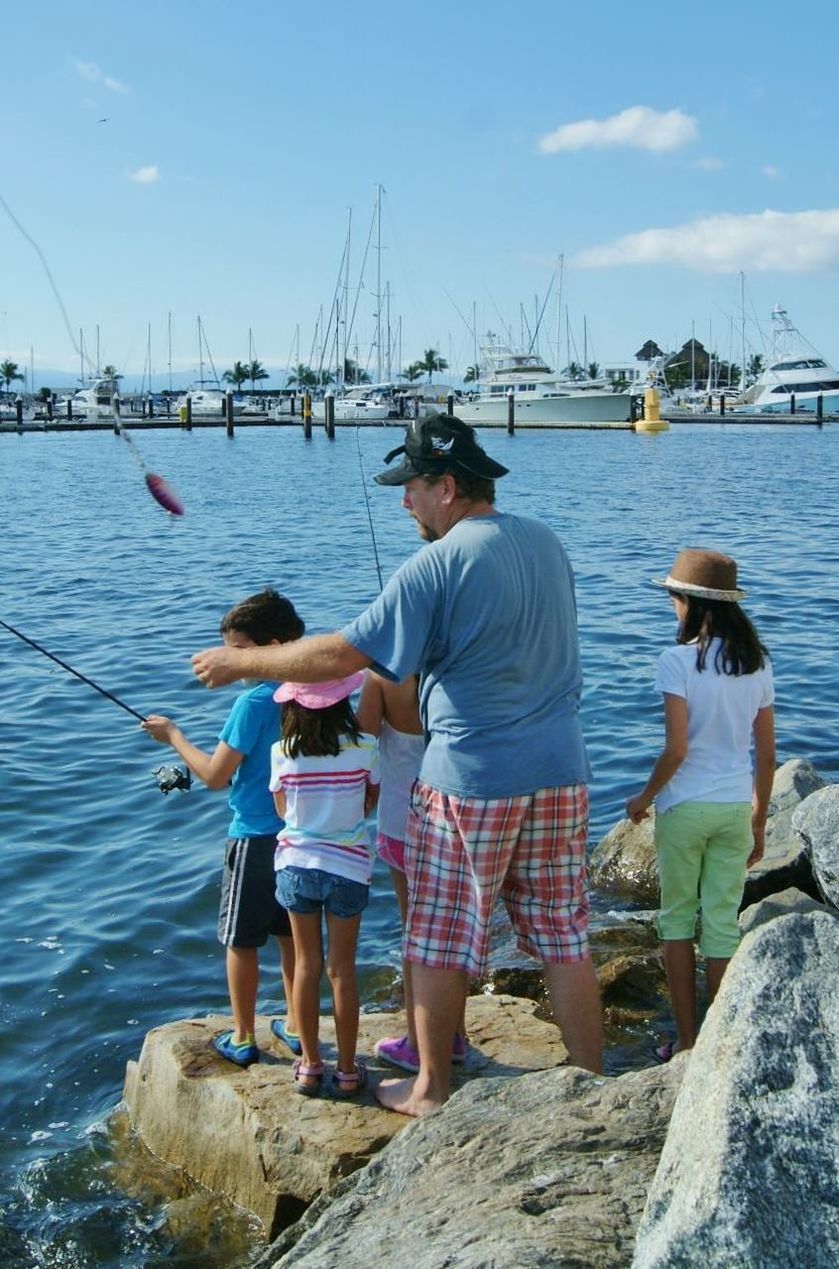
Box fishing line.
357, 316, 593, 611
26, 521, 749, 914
0, 191, 184, 516
355, 425, 384, 591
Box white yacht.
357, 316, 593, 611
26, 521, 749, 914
176, 385, 247, 418
56, 377, 121, 421
735, 306, 839, 415
457, 337, 632, 426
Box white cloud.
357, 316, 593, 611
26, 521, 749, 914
762, 164, 782, 179
128, 165, 160, 184
538, 106, 697, 154
694, 156, 724, 171
74, 59, 129, 94
573, 209, 839, 273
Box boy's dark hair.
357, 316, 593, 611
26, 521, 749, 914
280, 698, 362, 759
220, 588, 304, 646
675, 595, 768, 675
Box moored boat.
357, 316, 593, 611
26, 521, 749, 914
734, 306, 839, 415
457, 337, 632, 426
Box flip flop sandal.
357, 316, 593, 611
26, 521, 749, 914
332, 1059, 368, 1097
652, 1040, 677, 1064
291, 1058, 325, 1096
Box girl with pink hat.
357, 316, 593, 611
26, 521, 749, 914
269, 673, 379, 1095
626, 549, 776, 1062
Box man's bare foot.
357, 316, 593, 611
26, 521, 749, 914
374, 1075, 445, 1118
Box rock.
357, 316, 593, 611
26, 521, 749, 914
739, 885, 831, 936
741, 757, 824, 908
120, 995, 567, 1237
261, 1059, 687, 1268
792, 784, 839, 909
633, 911, 839, 1268
590, 760, 825, 910
590, 814, 659, 905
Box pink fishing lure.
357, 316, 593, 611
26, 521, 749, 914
145, 473, 185, 516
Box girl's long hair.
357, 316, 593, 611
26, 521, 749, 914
675, 594, 768, 674
280, 697, 362, 758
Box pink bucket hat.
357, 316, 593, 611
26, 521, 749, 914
273, 671, 365, 709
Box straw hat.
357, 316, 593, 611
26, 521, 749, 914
273, 671, 365, 709
652, 548, 747, 601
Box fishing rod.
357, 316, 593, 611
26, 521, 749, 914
0, 618, 190, 793
355, 425, 385, 591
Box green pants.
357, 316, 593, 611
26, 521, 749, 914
654, 800, 752, 958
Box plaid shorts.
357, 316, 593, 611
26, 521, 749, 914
403, 781, 590, 976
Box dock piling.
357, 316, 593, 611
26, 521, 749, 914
817, 393, 824, 422
720, 394, 726, 417
447, 393, 455, 416
507, 390, 515, 436
303, 393, 312, 440
15, 395, 23, 427
324, 392, 335, 440
790, 393, 796, 416
112, 393, 121, 435
225, 390, 235, 438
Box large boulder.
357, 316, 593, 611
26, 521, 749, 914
741, 757, 824, 908
739, 885, 831, 937
120, 995, 567, 1236
633, 910, 839, 1267
589, 814, 658, 905
792, 783, 839, 909
261, 1058, 687, 1268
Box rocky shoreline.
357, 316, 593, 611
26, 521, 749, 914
118, 759, 838, 1266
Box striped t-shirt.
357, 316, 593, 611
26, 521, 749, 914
269, 733, 380, 885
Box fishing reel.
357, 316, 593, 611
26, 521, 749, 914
153, 765, 192, 795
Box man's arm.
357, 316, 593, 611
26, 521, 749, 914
192, 631, 371, 689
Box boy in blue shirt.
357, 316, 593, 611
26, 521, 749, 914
143, 588, 305, 1066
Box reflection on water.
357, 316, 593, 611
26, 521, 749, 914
1, 422, 837, 1263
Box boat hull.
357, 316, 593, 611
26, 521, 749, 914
458, 392, 632, 425
734, 390, 839, 415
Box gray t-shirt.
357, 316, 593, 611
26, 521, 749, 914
342, 511, 591, 799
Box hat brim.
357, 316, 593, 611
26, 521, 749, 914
374, 453, 509, 486
651, 576, 747, 602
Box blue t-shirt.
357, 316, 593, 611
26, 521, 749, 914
342, 512, 591, 798
219, 681, 284, 837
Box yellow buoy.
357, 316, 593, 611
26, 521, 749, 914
635, 386, 670, 433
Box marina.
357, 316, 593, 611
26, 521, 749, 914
1, 421, 837, 1265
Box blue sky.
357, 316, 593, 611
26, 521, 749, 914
2, 0, 838, 389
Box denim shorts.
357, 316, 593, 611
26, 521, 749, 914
275, 866, 369, 918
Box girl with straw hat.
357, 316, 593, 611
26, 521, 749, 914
626, 549, 776, 1062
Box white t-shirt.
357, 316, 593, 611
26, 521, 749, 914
377, 720, 425, 841
269, 733, 380, 885
654, 639, 774, 812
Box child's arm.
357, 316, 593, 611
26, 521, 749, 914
141, 715, 243, 790
273, 788, 287, 818
748, 705, 776, 866
364, 779, 380, 817
356, 672, 385, 736
626, 693, 688, 823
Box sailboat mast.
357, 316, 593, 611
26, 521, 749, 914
740, 272, 746, 385
343, 208, 351, 388
198, 316, 204, 386
148, 322, 152, 392
376, 184, 383, 384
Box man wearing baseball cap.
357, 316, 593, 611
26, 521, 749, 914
193, 415, 603, 1115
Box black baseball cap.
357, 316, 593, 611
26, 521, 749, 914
374, 414, 509, 486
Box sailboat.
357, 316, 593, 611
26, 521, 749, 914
175, 318, 246, 418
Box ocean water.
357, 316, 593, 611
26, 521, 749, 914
1, 420, 837, 1266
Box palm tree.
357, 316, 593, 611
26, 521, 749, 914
318, 368, 335, 387
223, 361, 249, 393
419, 348, 448, 383
747, 354, 764, 386
399, 362, 425, 383
343, 357, 371, 386
563, 361, 585, 381
464, 364, 481, 384
0, 360, 24, 399
287, 363, 318, 390
246, 359, 269, 394
587, 361, 600, 380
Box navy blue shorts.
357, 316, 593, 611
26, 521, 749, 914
218, 836, 292, 948
275, 866, 369, 919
